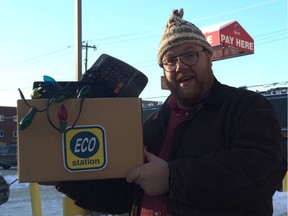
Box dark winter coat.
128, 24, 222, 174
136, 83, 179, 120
138, 79, 287, 216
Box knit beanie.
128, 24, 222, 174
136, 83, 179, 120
157, 8, 213, 66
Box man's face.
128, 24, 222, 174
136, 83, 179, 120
162, 44, 214, 108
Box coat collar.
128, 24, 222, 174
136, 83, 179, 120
201, 77, 223, 109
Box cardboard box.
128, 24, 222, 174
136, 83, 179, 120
17, 98, 144, 183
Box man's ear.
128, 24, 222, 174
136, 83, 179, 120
206, 52, 213, 67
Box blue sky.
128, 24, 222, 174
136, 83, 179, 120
0, 0, 287, 106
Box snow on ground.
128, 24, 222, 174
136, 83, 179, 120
1, 173, 287, 216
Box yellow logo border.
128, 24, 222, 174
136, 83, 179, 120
62, 125, 107, 172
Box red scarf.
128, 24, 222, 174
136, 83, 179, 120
139, 96, 187, 216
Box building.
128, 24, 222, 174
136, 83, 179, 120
0, 106, 17, 146
258, 87, 287, 138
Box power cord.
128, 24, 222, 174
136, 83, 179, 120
18, 76, 90, 133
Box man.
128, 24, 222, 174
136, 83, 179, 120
125, 8, 287, 215
56, 9, 287, 216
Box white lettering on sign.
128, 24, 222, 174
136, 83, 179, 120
74, 137, 97, 153
221, 34, 254, 51
221, 34, 234, 45
206, 35, 213, 45
236, 38, 254, 51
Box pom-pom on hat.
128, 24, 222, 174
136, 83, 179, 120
157, 8, 213, 66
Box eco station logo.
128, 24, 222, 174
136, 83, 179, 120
62, 125, 107, 172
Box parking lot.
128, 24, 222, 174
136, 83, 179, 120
0, 168, 63, 216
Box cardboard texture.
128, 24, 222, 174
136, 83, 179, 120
17, 98, 144, 183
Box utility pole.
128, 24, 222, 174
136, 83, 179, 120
82, 41, 97, 72
75, 0, 82, 81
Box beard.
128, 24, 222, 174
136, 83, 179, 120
164, 72, 214, 108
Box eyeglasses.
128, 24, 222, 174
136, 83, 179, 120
162, 49, 207, 72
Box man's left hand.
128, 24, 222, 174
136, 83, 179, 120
126, 149, 169, 196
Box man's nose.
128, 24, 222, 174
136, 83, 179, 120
175, 58, 188, 72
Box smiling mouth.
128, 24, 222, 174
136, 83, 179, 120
178, 76, 194, 86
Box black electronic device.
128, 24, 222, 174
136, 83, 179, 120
33, 54, 148, 99
81, 53, 148, 97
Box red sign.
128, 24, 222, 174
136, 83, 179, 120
202, 21, 254, 61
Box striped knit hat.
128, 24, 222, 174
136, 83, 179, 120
157, 8, 213, 66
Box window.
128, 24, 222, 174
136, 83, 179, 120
0, 130, 4, 137
13, 130, 17, 138
0, 115, 4, 122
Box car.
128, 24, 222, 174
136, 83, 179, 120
0, 144, 17, 169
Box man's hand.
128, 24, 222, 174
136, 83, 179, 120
126, 149, 169, 196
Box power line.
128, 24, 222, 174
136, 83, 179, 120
0, 46, 72, 68
256, 37, 287, 45
194, 0, 277, 22
89, 31, 150, 43
254, 29, 288, 45
254, 29, 287, 38
95, 34, 159, 46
